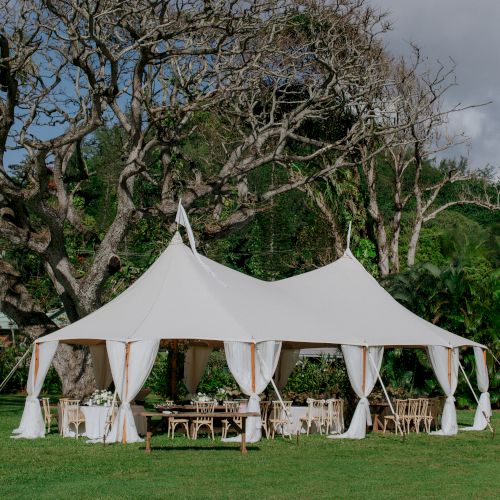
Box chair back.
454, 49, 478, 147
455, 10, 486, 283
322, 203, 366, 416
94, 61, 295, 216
307, 399, 326, 421
271, 400, 292, 421
41, 397, 51, 418
260, 401, 271, 419
417, 398, 429, 416
63, 399, 83, 425
407, 399, 419, 417
223, 401, 240, 413
195, 401, 215, 423
394, 399, 407, 417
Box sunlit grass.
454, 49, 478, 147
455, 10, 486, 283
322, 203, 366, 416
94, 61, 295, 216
0, 395, 498, 499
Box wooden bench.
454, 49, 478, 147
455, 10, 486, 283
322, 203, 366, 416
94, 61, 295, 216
140, 411, 260, 454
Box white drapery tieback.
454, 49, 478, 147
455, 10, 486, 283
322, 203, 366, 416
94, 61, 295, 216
463, 392, 491, 431
431, 395, 458, 436
248, 394, 261, 429
359, 397, 372, 426
12, 396, 44, 439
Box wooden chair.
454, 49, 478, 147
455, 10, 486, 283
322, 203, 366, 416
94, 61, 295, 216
414, 398, 429, 433
58, 398, 69, 435
64, 400, 85, 439
260, 401, 271, 439
41, 397, 55, 434
269, 401, 292, 439
403, 399, 419, 433
221, 401, 242, 439
383, 399, 407, 435
300, 399, 326, 435
325, 399, 344, 435
191, 401, 215, 440
167, 414, 190, 439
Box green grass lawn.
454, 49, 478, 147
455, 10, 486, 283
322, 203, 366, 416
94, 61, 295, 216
0, 395, 498, 499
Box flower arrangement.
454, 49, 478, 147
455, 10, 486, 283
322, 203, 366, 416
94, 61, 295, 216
191, 392, 217, 404
85, 389, 113, 406
215, 387, 229, 402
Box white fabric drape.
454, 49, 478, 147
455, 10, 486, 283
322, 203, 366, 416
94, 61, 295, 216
427, 346, 459, 436
12, 341, 59, 439
329, 345, 383, 440
274, 349, 299, 391
89, 344, 113, 390
464, 347, 491, 431
183, 346, 213, 396
223, 341, 281, 443
106, 340, 159, 443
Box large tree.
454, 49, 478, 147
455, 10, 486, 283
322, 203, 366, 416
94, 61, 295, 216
0, 0, 396, 395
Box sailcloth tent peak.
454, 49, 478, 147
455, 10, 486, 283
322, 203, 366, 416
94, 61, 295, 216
272, 249, 483, 349
37, 231, 364, 347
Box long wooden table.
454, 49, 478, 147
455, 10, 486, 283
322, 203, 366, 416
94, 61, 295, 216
140, 411, 260, 454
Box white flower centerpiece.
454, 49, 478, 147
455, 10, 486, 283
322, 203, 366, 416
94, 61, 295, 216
85, 389, 113, 406
191, 392, 217, 404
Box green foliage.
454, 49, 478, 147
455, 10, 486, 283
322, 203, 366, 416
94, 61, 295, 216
383, 259, 499, 407
0, 344, 61, 394
197, 350, 239, 395
282, 356, 350, 403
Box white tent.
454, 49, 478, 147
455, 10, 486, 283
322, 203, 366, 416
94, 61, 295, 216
12, 219, 489, 442
272, 249, 487, 438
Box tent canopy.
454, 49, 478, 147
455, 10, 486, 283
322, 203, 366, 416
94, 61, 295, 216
271, 249, 482, 349
37, 234, 482, 349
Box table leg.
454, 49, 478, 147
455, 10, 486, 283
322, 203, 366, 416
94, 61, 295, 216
241, 417, 247, 455
145, 417, 152, 453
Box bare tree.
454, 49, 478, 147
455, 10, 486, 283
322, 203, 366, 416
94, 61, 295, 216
0, 0, 394, 395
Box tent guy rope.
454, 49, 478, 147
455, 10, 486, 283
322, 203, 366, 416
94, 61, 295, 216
0, 343, 33, 393
458, 359, 494, 436
367, 349, 406, 439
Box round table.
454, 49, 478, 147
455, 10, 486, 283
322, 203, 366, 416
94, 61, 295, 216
62, 404, 147, 439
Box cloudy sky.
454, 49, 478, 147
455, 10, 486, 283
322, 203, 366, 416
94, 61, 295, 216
372, 0, 500, 169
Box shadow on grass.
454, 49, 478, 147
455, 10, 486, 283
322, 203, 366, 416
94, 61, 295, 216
141, 445, 261, 452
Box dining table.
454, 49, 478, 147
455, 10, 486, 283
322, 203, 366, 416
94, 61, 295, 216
141, 411, 260, 454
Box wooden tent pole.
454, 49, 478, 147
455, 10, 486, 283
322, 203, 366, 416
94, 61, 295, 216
250, 343, 256, 393
447, 348, 452, 386
171, 340, 178, 401
122, 342, 130, 444
361, 347, 367, 394
34, 343, 40, 386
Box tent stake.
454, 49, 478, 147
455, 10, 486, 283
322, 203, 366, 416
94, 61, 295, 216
458, 359, 494, 437
367, 350, 406, 441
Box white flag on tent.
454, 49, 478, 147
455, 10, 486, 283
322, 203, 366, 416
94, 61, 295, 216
175, 200, 224, 284
175, 200, 198, 255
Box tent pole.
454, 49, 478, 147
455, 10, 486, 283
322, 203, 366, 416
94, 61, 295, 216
367, 350, 405, 439
0, 343, 33, 393
250, 343, 256, 393
122, 342, 130, 444
458, 359, 494, 435
447, 348, 452, 386
34, 342, 40, 386
171, 340, 178, 401
362, 347, 366, 394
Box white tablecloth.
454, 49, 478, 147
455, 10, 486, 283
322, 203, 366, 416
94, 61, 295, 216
62, 404, 146, 439
274, 406, 342, 435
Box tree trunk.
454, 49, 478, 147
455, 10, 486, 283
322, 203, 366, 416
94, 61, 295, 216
407, 217, 423, 267
52, 345, 96, 398
364, 155, 390, 276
